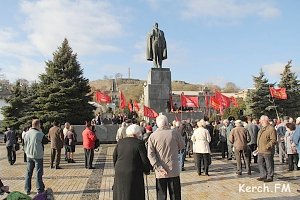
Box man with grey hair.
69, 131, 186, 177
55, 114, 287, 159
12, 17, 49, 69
24, 119, 49, 195
276, 116, 289, 163
257, 115, 277, 182
148, 114, 185, 200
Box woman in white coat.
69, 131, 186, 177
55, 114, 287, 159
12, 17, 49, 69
191, 119, 211, 176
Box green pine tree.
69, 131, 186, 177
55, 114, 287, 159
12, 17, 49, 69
276, 60, 300, 117
1, 80, 28, 133
35, 38, 94, 131
18, 82, 40, 130
245, 69, 275, 119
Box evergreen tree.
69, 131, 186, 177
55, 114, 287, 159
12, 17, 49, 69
1, 80, 28, 133
18, 82, 40, 129
276, 60, 300, 117
245, 69, 275, 119
35, 38, 94, 131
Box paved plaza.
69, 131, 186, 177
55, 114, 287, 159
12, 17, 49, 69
0, 142, 300, 200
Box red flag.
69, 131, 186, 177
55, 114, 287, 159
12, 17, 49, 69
95, 91, 111, 103
119, 91, 126, 109
230, 96, 239, 107
128, 103, 133, 112
269, 87, 287, 99
134, 100, 140, 111
215, 91, 231, 108
210, 96, 221, 111
181, 93, 199, 108
143, 106, 158, 118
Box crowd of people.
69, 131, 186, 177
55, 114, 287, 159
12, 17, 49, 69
112, 114, 300, 199
2, 114, 300, 199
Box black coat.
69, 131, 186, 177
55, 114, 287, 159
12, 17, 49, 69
113, 137, 151, 200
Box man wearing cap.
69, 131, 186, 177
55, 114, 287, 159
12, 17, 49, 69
229, 120, 251, 175
148, 114, 185, 200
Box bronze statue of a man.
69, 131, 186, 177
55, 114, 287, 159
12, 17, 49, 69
146, 23, 167, 68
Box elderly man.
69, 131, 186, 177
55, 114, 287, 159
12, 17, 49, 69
245, 116, 259, 163
48, 121, 64, 169
148, 115, 185, 200
257, 115, 277, 182
24, 119, 49, 195
229, 120, 251, 175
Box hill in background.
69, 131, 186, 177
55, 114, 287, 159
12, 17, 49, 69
89, 78, 222, 101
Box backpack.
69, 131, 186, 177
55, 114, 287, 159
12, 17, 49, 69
94, 138, 100, 149
5, 191, 31, 200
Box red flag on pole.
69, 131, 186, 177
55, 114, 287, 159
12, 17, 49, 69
119, 91, 126, 109
133, 100, 140, 111
143, 106, 158, 118
215, 91, 231, 108
230, 96, 239, 107
269, 87, 287, 99
95, 91, 111, 103
181, 93, 199, 108
128, 102, 133, 112
210, 96, 221, 111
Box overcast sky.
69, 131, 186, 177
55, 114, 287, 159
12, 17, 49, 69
0, 0, 299, 89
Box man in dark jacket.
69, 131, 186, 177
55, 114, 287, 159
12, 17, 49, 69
48, 121, 64, 169
4, 127, 17, 165
245, 116, 259, 163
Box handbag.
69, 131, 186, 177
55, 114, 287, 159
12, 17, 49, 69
14, 143, 20, 151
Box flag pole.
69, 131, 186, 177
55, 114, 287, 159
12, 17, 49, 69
269, 85, 280, 120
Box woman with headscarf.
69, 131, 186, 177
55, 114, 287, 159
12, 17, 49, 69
113, 124, 151, 200
191, 119, 211, 176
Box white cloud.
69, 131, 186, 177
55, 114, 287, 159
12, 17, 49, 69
1, 58, 44, 82
20, 0, 125, 56
262, 62, 300, 79
0, 0, 129, 83
181, 0, 281, 24
262, 62, 285, 78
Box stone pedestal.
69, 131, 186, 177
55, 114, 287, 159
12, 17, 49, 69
144, 68, 171, 114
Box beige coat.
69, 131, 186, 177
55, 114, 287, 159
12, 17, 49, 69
229, 126, 250, 151
48, 126, 64, 149
191, 127, 211, 153
148, 128, 185, 178
257, 125, 277, 154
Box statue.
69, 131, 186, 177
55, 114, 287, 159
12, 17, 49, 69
146, 22, 167, 68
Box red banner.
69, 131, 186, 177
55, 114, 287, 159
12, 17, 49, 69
230, 96, 239, 107
144, 106, 158, 118
215, 91, 231, 108
210, 96, 221, 111
269, 87, 287, 99
128, 103, 133, 112
95, 91, 111, 103
134, 100, 140, 111
181, 93, 199, 108
119, 91, 126, 109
